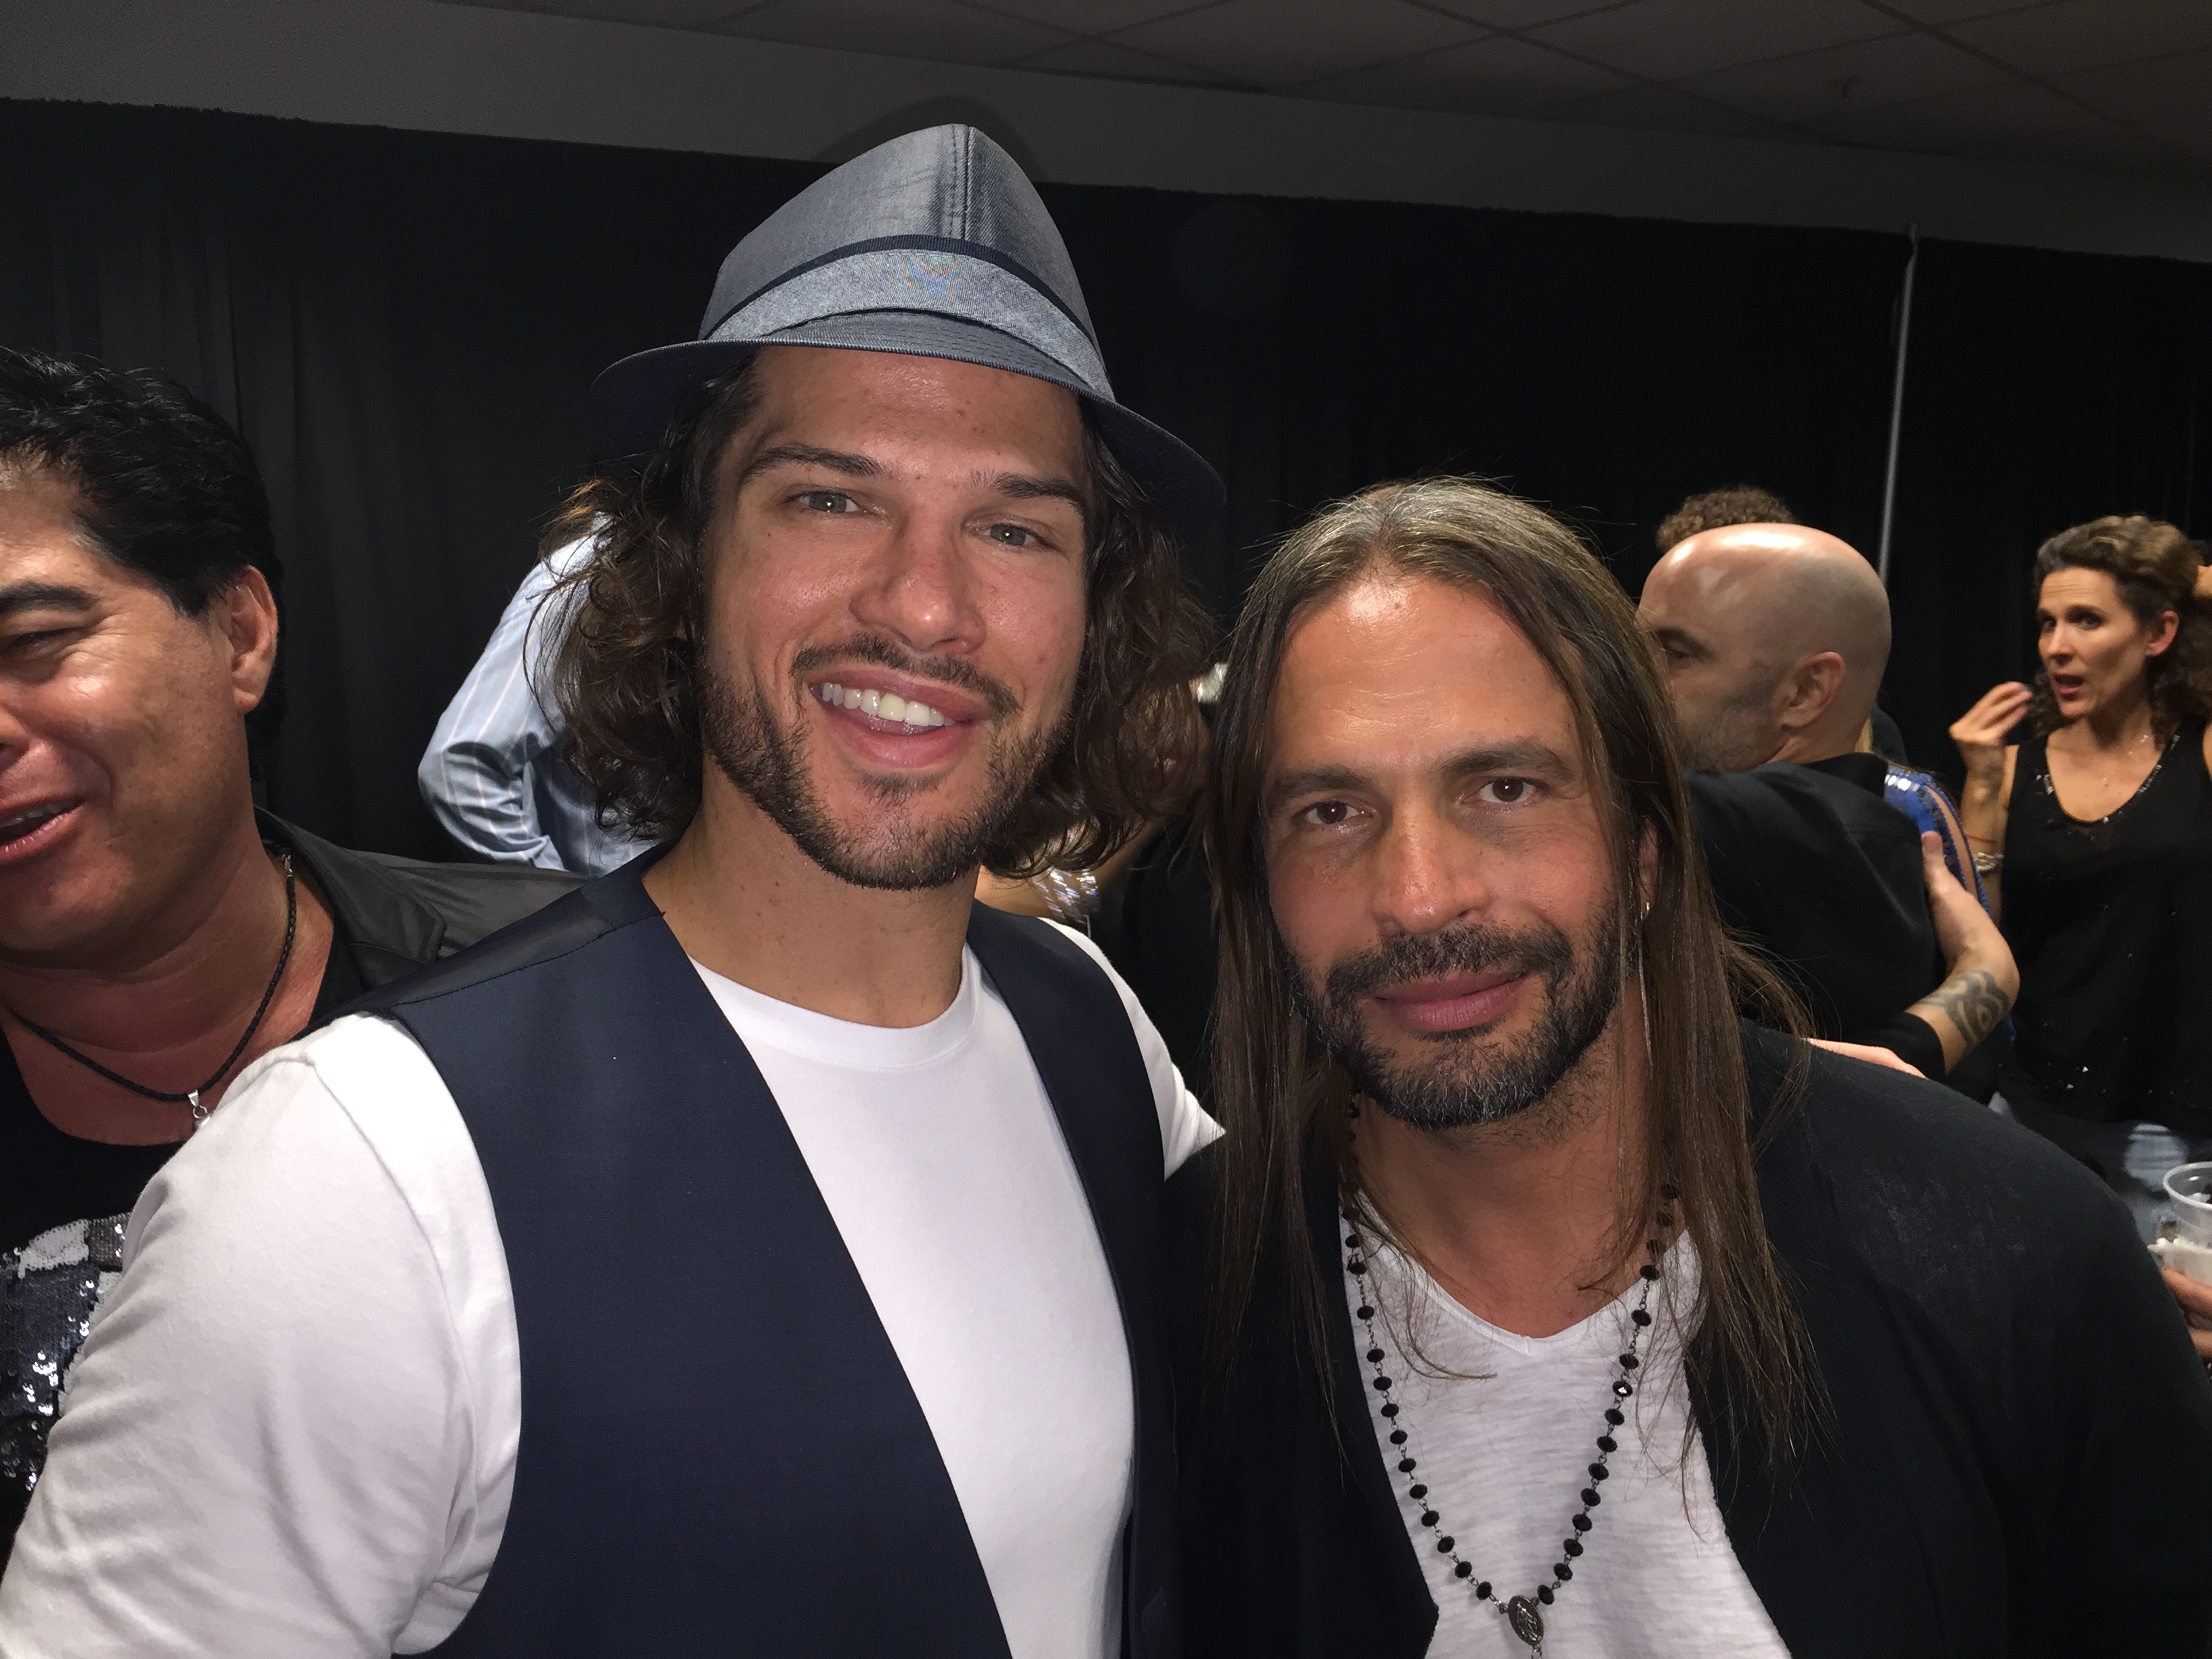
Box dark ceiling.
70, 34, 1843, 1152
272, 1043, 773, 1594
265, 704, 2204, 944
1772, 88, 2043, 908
454, 0, 2212, 182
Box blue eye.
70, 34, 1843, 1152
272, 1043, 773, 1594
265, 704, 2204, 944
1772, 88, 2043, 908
987, 523, 1036, 548
802, 491, 855, 514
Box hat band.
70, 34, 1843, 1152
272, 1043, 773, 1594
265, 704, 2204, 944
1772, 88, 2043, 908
706, 247, 1111, 395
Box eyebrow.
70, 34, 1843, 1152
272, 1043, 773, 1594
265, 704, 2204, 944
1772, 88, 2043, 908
1265, 739, 1575, 814
0, 581, 96, 619
735, 443, 883, 491
1644, 624, 1706, 657
735, 443, 1085, 516
979, 470, 1088, 514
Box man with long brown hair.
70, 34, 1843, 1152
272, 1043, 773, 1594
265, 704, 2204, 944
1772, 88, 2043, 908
1173, 478, 2212, 1658
4, 127, 1217, 1659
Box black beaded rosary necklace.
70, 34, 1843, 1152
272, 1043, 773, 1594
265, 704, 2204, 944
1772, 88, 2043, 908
1343, 1178, 1677, 1658
10, 849, 298, 1127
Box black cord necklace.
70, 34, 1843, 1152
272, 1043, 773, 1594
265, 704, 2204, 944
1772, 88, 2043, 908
1344, 1174, 1677, 1659
12, 850, 299, 1127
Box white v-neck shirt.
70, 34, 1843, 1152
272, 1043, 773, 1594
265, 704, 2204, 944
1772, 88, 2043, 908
0, 925, 1215, 1659
1348, 1237, 1788, 1659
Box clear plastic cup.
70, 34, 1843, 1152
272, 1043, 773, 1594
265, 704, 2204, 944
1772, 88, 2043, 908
2156, 1162, 2212, 1292
2169, 1163, 2212, 1246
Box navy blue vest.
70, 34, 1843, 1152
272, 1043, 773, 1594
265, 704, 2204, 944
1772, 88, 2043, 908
353, 857, 1179, 1657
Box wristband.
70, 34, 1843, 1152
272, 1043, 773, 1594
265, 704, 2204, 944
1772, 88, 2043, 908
1031, 867, 1100, 923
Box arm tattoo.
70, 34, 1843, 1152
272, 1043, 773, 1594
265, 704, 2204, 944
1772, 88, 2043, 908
1910, 968, 2011, 1052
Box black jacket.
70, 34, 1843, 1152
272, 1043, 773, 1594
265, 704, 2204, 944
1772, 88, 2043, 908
1170, 1025, 2212, 1659
1689, 756, 1946, 1073
258, 811, 583, 1000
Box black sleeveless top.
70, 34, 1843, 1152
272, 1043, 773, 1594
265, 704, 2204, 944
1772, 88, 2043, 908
2000, 722, 2212, 1132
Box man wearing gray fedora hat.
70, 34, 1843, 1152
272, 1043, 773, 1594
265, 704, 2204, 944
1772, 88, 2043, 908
1, 126, 1219, 1659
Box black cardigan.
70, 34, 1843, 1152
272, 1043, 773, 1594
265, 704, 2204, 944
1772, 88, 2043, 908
1168, 1025, 2212, 1659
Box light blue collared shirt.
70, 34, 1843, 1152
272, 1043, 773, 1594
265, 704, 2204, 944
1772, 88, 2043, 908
417, 534, 655, 877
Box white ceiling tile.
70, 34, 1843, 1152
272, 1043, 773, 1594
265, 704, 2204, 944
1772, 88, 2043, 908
457, 0, 779, 27
722, 0, 1073, 62
968, 0, 1219, 36
1530, 0, 1904, 83
1677, 29, 2009, 126
450, 0, 2212, 180
1416, 0, 1637, 26
2049, 45, 2212, 161
1011, 35, 1235, 82
1943, 0, 2212, 77
1298, 33, 1629, 117
1532, 79, 1792, 138
1111, 0, 1484, 90
1805, 79, 2091, 148
1871, 0, 2059, 22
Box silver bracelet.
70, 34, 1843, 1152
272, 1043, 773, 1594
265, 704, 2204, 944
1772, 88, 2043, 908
1031, 867, 1100, 923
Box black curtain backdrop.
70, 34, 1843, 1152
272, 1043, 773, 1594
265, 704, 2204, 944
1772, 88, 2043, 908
4, 99, 2207, 858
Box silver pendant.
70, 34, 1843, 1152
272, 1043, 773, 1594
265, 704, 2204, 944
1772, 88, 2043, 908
1505, 1595, 1544, 1654
188, 1089, 208, 1127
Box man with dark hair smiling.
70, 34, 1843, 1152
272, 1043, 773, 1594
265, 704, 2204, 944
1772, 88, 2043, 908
0, 349, 575, 1571
1173, 478, 2212, 1659
2, 127, 1219, 1659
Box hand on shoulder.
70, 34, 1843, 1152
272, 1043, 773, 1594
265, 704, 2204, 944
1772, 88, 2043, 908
1808, 1036, 1923, 1078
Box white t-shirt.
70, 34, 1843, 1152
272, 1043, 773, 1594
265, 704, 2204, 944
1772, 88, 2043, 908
0, 926, 1216, 1659
1348, 1236, 1788, 1659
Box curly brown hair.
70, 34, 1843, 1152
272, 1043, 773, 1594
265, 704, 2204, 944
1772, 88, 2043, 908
539, 359, 1214, 874
2028, 514, 2212, 739
1654, 485, 1795, 554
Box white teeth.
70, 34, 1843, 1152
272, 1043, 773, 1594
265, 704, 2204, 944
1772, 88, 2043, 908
813, 682, 949, 730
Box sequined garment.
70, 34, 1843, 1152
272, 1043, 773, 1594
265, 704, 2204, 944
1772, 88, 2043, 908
1, 1214, 129, 1513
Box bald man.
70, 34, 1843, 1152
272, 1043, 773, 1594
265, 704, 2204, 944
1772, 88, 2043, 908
1641, 523, 1891, 769
1640, 524, 2011, 1084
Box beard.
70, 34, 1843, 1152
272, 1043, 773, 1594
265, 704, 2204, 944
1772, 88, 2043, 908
697, 633, 1063, 892
1294, 897, 1629, 1132
1677, 676, 1777, 773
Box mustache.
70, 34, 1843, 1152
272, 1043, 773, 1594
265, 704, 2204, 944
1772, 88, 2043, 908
790, 633, 1020, 721
1324, 922, 1576, 1009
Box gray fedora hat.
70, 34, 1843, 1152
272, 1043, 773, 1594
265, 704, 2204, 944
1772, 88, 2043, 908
589, 124, 1223, 546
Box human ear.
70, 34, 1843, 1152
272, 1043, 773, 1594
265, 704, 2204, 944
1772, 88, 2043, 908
1779, 651, 1846, 731
218, 567, 281, 713
2143, 609, 2179, 659
1635, 822, 1659, 918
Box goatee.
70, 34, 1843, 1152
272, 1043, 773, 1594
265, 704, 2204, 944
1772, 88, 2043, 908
697, 634, 1061, 891
1294, 901, 1627, 1132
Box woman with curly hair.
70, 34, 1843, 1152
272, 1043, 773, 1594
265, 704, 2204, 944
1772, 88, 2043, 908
1951, 516, 2212, 1241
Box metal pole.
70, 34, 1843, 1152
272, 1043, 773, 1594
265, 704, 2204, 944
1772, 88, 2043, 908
1877, 224, 1919, 586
